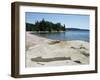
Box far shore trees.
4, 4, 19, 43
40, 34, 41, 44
26, 19, 66, 32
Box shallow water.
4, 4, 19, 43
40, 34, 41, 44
33, 30, 89, 42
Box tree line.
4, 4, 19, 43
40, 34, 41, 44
26, 19, 66, 32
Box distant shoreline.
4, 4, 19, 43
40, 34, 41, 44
66, 28, 89, 31
28, 29, 89, 34
26, 29, 89, 32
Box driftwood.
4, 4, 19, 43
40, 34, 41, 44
48, 40, 60, 45
31, 56, 71, 62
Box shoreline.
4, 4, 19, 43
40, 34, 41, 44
27, 31, 89, 42
26, 32, 89, 67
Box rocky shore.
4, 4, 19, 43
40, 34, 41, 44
26, 32, 89, 67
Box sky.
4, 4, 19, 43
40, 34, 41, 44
25, 12, 90, 29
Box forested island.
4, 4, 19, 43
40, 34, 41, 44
26, 19, 66, 32
26, 19, 89, 33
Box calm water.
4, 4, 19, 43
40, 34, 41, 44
34, 31, 89, 42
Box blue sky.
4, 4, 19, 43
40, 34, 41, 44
25, 12, 90, 29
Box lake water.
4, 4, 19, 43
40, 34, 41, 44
34, 31, 89, 42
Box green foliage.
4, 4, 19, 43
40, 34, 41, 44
26, 19, 66, 32
26, 23, 35, 31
